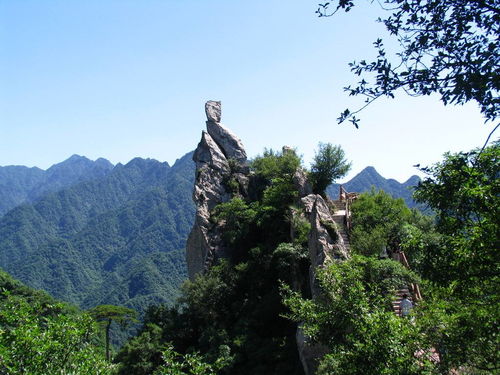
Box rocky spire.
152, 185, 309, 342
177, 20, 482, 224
186, 101, 249, 279
205, 101, 247, 163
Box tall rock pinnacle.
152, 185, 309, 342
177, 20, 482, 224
186, 101, 249, 279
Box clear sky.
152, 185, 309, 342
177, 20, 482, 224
0, 0, 494, 182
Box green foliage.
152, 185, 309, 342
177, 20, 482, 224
89, 305, 138, 326
118, 148, 310, 374
282, 256, 432, 375
414, 142, 499, 291
412, 142, 500, 373
318, 1, 500, 126
414, 289, 499, 375
309, 143, 351, 195
0, 153, 195, 346
271, 243, 309, 287
89, 304, 138, 360
320, 219, 339, 242
0, 268, 63, 310
398, 221, 442, 277
118, 244, 309, 374
152, 344, 231, 375
289, 208, 311, 246
251, 148, 301, 183
316, 312, 427, 375
0, 291, 112, 374
0, 155, 113, 217
114, 322, 164, 374
349, 188, 412, 255
212, 197, 257, 248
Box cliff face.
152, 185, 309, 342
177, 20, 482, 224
186, 101, 249, 279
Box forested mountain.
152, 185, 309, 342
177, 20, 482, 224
0, 155, 114, 216
0, 152, 195, 316
327, 166, 421, 208
0, 154, 419, 317
1, 144, 494, 373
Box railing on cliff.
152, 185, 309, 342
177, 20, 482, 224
392, 250, 423, 302
338, 185, 359, 232
337, 185, 422, 303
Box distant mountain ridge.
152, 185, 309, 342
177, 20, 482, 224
327, 166, 421, 208
0, 155, 114, 217
0, 153, 195, 317
0, 157, 421, 316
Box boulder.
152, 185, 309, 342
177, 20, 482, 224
296, 326, 329, 375
303, 194, 349, 271
205, 100, 222, 123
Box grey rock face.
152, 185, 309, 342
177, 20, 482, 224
186, 101, 249, 280
296, 326, 329, 375
304, 194, 349, 269
301, 193, 349, 297
187, 136, 230, 279
205, 100, 222, 123
193, 131, 230, 173
297, 194, 349, 375
293, 168, 313, 198
206, 121, 247, 163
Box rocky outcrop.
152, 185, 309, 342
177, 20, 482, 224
303, 194, 349, 271
293, 168, 313, 198
206, 123, 247, 163
296, 325, 329, 375
205, 100, 222, 123
297, 194, 349, 374
186, 102, 350, 374
186, 101, 248, 280
205, 101, 247, 163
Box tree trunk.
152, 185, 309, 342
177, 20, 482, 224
105, 319, 111, 361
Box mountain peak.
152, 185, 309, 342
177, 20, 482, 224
403, 175, 421, 186
351, 166, 384, 182
47, 155, 93, 172
327, 166, 421, 209
359, 166, 381, 176
67, 154, 88, 162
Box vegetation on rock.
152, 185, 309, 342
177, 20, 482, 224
116, 148, 310, 375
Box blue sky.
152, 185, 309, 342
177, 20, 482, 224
0, 0, 494, 182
